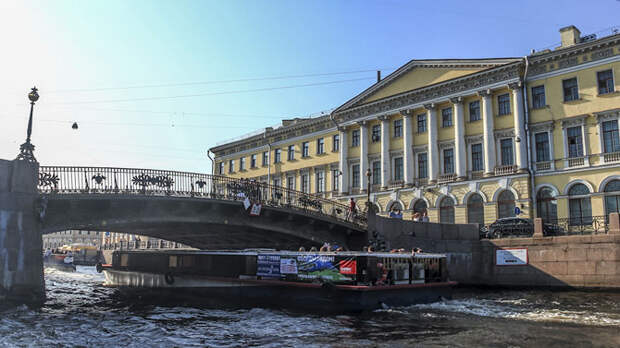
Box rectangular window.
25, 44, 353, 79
332, 170, 339, 191
228, 159, 234, 173
273, 178, 280, 188
418, 153, 428, 179
372, 125, 381, 142
287, 176, 295, 191
239, 157, 245, 171
274, 149, 281, 163
567, 126, 583, 158
317, 138, 324, 154
598, 70, 615, 95
372, 161, 381, 185
218, 162, 224, 175
535, 132, 550, 162
351, 164, 360, 188
393, 119, 402, 138
287, 145, 295, 161
532, 85, 546, 109
471, 144, 483, 172
602, 120, 620, 153
301, 174, 309, 193
316, 171, 324, 193
332, 134, 340, 151
441, 108, 452, 127
262, 152, 268, 166
417, 114, 427, 133
443, 149, 454, 174
500, 138, 514, 166
469, 101, 480, 122
250, 154, 257, 168
302, 142, 309, 157
351, 130, 360, 147
498, 93, 511, 116
394, 157, 404, 181
563, 77, 579, 102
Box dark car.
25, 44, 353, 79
485, 217, 534, 239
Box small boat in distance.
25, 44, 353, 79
43, 249, 76, 272
100, 249, 455, 312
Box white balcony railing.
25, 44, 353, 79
494, 165, 517, 176
535, 161, 552, 171
567, 156, 585, 168
438, 173, 456, 183
603, 151, 620, 164
469, 171, 484, 180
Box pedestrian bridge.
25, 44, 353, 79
38, 166, 368, 250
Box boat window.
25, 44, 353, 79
120, 254, 129, 267
169, 255, 178, 268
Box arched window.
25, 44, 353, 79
604, 179, 620, 216
439, 196, 455, 224
388, 201, 403, 212
413, 200, 427, 214
568, 183, 592, 225
497, 190, 516, 219
467, 193, 484, 225
537, 187, 557, 222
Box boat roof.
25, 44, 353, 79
116, 249, 447, 259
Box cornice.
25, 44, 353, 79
529, 120, 555, 133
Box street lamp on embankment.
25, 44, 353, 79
16, 86, 40, 162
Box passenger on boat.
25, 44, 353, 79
298, 246, 306, 252
309, 246, 318, 252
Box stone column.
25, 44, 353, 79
510, 82, 527, 172
338, 127, 348, 194
379, 116, 391, 188
401, 110, 414, 185
425, 104, 439, 183
0, 159, 44, 306
479, 90, 496, 176
451, 97, 466, 180
358, 121, 368, 191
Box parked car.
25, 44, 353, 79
485, 217, 534, 239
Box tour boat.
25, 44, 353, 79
43, 253, 77, 272
99, 249, 455, 312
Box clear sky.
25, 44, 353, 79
1, 0, 618, 174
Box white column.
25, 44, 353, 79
379, 116, 391, 187
425, 104, 439, 182
479, 90, 496, 176
510, 82, 527, 172
451, 97, 466, 180
338, 127, 348, 194
401, 111, 414, 185
358, 121, 368, 191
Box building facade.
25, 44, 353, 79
210, 26, 620, 226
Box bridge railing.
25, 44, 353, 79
38, 166, 365, 227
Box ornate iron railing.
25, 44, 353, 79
38, 166, 365, 227
544, 216, 609, 235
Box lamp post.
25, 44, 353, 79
365, 168, 372, 211
16, 86, 40, 162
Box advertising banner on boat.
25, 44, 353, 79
338, 259, 357, 275
257, 254, 281, 277
296, 255, 352, 281
280, 257, 298, 274
496, 248, 528, 266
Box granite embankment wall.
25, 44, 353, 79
375, 213, 620, 288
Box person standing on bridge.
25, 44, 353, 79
347, 198, 356, 221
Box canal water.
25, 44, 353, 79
1, 266, 619, 347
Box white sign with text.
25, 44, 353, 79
496, 248, 528, 266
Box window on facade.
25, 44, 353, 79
302, 142, 309, 157
500, 139, 514, 166
352, 130, 360, 147
604, 180, 620, 217
413, 200, 427, 214
441, 108, 452, 127
273, 178, 280, 187
250, 154, 257, 168
602, 120, 620, 153
467, 193, 484, 225
372, 125, 381, 142
535, 132, 550, 162
316, 171, 324, 193
597, 69, 615, 95
532, 85, 546, 109
262, 152, 268, 166
393, 119, 402, 138
317, 138, 324, 154
497, 190, 516, 219
239, 157, 246, 171
333, 134, 340, 151
563, 77, 579, 101
537, 187, 557, 223
498, 94, 510, 116
301, 174, 309, 193
351, 164, 360, 188
274, 149, 281, 163
394, 157, 404, 181
287, 145, 295, 160
443, 148, 454, 174
332, 170, 339, 191
439, 197, 455, 223
228, 159, 234, 173
287, 176, 295, 191
469, 101, 480, 122
471, 144, 483, 172
219, 162, 224, 175
569, 183, 592, 225
567, 126, 583, 158
372, 161, 381, 185
417, 114, 426, 133
418, 153, 428, 179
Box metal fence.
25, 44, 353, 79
38, 166, 365, 227
544, 216, 609, 235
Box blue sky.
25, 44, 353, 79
1, 0, 618, 173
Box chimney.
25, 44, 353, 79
559, 25, 581, 48
377, 70, 381, 83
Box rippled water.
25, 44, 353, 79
1, 267, 619, 347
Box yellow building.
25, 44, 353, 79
210, 26, 620, 226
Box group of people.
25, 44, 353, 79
298, 242, 344, 252
412, 210, 430, 222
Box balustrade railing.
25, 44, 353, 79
38, 166, 364, 227
494, 165, 516, 176
567, 156, 585, 168
603, 151, 620, 163
437, 173, 456, 184
535, 161, 551, 171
